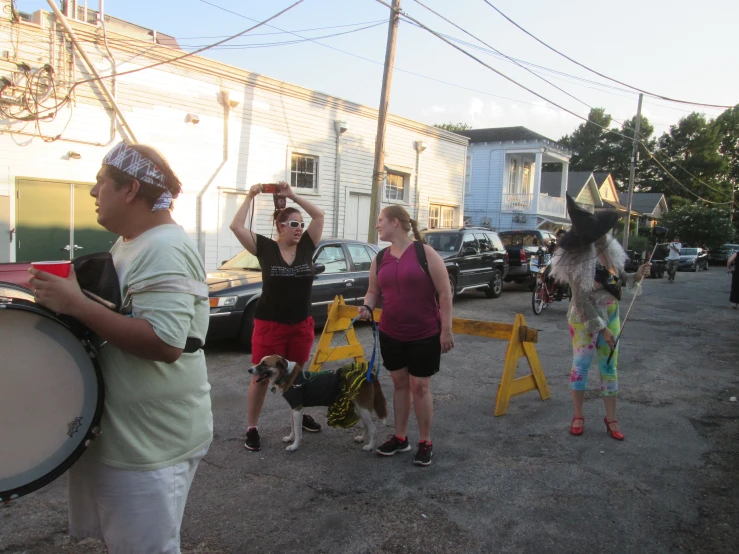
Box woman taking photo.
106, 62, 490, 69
230, 182, 324, 451
358, 206, 454, 466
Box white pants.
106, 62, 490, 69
68, 447, 208, 554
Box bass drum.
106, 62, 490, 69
0, 282, 104, 502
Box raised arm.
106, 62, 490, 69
279, 182, 325, 244
229, 184, 263, 256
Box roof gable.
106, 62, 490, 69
617, 192, 667, 215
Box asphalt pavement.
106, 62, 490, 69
2, 266, 738, 553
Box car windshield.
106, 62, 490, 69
501, 234, 539, 247
220, 250, 261, 270
423, 232, 459, 252
721, 244, 739, 250
680, 248, 698, 255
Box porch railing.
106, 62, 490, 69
538, 195, 566, 217
502, 193, 533, 211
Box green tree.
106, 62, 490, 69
714, 104, 739, 223
651, 112, 729, 203
558, 108, 655, 191
434, 122, 471, 132
659, 204, 735, 249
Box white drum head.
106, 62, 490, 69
0, 299, 102, 501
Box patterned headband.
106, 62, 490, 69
102, 141, 172, 212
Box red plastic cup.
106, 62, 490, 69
31, 261, 71, 278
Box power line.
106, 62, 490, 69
481, 0, 735, 110
643, 145, 733, 205
68, 0, 306, 88
373, 0, 731, 205
410, 0, 593, 111
170, 22, 386, 50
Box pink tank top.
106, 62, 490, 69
377, 245, 441, 341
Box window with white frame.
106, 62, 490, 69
291, 153, 318, 191
508, 157, 519, 194
429, 204, 456, 229
384, 171, 408, 201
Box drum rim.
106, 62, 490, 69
0, 300, 106, 503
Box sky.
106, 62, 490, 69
17, 0, 739, 141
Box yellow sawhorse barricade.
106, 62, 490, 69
309, 296, 551, 416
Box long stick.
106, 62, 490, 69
607, 242, 662, 363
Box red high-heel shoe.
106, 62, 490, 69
604, 417, 624, 440
570, 417, 584, 436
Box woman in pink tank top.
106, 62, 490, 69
359, 206, 454, 467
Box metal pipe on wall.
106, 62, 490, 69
413, 140, 426, 222
196, 91, 234, 258
45, 0, 138, 143
332, 120, 347, 238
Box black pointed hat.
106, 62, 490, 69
558, 194, 620, 251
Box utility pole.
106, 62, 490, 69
367, 0, 401, 245
623, 93, 643, 251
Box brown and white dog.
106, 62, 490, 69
248, 355, 387, 452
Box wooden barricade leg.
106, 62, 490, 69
493, 313, 551, 416
308, 296, 366, 372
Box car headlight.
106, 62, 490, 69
209, 296, 238, 308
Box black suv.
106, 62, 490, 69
420, 227, 509, 299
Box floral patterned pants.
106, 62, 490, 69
569, 300, 620, 396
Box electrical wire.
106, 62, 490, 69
481, 0, 734, 110
375, 0, 732, 205
642, 144, 733, 205
411, 0, 592, 111
67, 0, 306, 89
171, 22, 386, 50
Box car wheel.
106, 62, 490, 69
237, 304, 255, 352
532, 283, 545, 315
485, 269, 503, 298
448, 274, 457, 301
691, 262, 697, 272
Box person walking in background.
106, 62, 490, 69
358, 206, 454, 466
728, 250, 738, 309
30, 142, 212, 553
230, 182, 325, 451
666, 236, 682, 282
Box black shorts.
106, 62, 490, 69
379, 331, 441, 378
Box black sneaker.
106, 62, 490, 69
376, 435, 411, 456
244, 427, 260, 451
302, 414, 321, 433
414, 441, 433, 466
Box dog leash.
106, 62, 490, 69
362, 305, 380, 382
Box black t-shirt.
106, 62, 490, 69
254, 233, 316, 323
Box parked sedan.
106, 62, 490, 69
207, 239, 379, 349
708, 243, 739, 265
677, 247, 709, 271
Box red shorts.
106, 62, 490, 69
251, 317, 315, 364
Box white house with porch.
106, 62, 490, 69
457, 127, 571, 231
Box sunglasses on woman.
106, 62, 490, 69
280, 221, 305, 229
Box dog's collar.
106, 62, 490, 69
275, 361, 297, 386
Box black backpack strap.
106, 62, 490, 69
375, 247, 388, 275
414, 240, 430, 277
376, 243, 430, 278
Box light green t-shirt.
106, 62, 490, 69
87, 224, 213, 471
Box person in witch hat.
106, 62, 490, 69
550, 195, 651, 440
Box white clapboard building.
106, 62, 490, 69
0, 2, 467, 268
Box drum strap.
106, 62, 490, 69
123, 276, 210, 353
